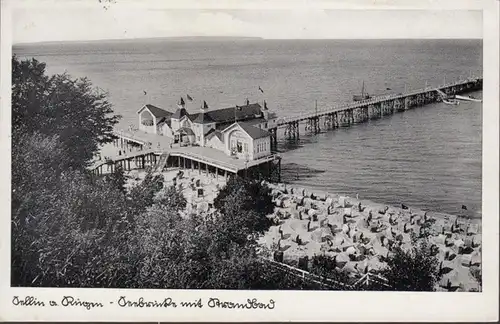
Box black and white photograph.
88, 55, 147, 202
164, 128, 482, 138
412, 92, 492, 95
1, 0, 498, 321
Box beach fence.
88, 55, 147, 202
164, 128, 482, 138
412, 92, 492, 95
260, 258, 391, 290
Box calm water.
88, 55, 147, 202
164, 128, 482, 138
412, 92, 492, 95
13, 39, 483, 216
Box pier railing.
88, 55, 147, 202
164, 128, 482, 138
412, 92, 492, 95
277, 77, 482, 126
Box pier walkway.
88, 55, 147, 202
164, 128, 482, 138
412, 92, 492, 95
91, 138, 281, 179
268, 77, 482, 149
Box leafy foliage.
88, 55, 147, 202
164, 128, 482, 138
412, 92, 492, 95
105, 165, 127, 193
379, 239, 442, 291
11, 57, 347, 290
12, 56, 120, 170
127, 170, 164, 214
214, 176, 274, 234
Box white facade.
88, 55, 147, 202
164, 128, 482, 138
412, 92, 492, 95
138, 108, 158, 134
206, 135, 225, 151
136, 103, 273, 161
160, 123, 174, 138
253, 136, 271, 160
221, 123, 270, 161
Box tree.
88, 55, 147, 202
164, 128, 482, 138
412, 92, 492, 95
12, 56, 120, 170
105, 164, 127, 193
127, 170, 164, 214
379, 239, 442, 291
214, 176, 274, 234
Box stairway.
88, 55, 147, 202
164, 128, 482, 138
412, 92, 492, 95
153, 153, 169, 173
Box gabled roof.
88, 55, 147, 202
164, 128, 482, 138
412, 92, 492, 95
176, 127, 195, 136
192, 112, 216, 124
205, 129, 224, 142
203, 103, 263, 124
137, 104, 173, 119
157, 118, 171, 127
222, 122, 270, 140
239, 122, 271, 139
171, 107, 188, 119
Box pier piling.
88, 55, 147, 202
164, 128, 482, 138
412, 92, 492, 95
270, 77, 482, 150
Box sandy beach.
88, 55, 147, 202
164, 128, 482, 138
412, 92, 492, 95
259, 182, 482, 291
121, 164, 482, 291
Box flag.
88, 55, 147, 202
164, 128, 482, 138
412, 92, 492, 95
143, 90, 147, 95
461, 205, 468, 210
187, 94, 193, 101
401, 204, 409, 210
264, 100, 268, 110
180, 97, 185, 106
258, 86, 264, 93
203, 101, 209, 109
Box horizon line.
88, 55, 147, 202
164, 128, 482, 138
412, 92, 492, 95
13, 35, 483, 46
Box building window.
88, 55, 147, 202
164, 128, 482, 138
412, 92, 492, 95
237, 141, 243, 153
244, 143, 248, 152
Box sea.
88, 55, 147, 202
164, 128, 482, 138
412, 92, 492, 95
13, 38, 483, 217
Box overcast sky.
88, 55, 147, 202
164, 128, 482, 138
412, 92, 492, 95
11, 0, 483, 44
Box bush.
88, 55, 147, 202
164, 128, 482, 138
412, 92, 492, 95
214, 176, 274, 234
379, 239, 442, 291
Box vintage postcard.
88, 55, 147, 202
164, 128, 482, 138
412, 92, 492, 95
1, 0, 498, 322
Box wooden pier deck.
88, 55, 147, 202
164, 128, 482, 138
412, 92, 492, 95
91, 141, 281, 180
268, 77, 483, 149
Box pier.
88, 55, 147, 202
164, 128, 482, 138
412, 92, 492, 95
268, 77, 483, 150
91, 141, 282, 181
91, 76, 481, 182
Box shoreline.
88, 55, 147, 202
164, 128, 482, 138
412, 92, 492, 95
268, 181, 482, 226
260, 181, 481, 291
